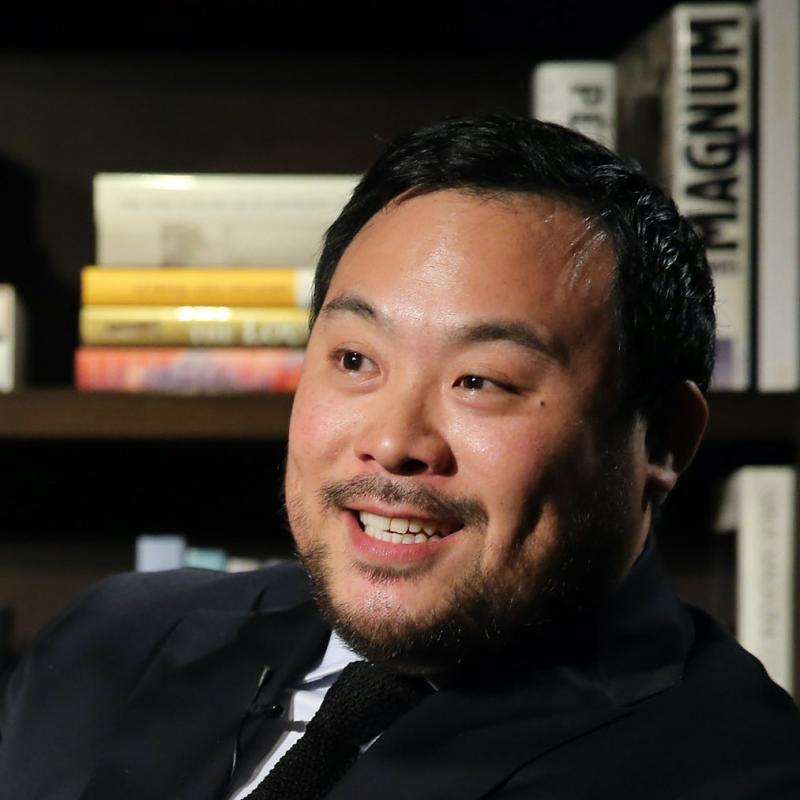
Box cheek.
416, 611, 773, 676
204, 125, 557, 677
288, 374, 355, 466
450, 417, 551, 492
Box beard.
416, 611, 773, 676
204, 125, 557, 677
285, 433, 637, 679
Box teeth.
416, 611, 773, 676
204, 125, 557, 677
358, 510, 451, 544
389, 518, 409, 534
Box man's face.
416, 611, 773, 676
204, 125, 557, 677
285, 189, 651, 674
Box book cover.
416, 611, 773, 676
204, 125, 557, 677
530, 60, 617, 149
80, 304, 310, 347
75, 346, 305, 394
93, 173, 360, 267
617, 3, 754, 390
716, 465, 796, 695
755, 0, 800, 390
80, 266, 314, 308
0, 284, 25, 393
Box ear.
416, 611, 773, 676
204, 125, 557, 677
644, 380, 709, 495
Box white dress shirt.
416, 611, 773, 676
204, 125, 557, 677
227, 631, 360, 800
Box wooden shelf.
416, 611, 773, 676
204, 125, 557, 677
0, 388, 796, 443
0, 388, 294, 440
705, 392, 800, 444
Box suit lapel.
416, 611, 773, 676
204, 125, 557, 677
326, 669, 631, 800
82, 596, 329, 800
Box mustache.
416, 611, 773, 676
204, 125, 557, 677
318, 474, 488, 529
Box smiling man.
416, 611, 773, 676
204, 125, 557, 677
2, 113, 800, 799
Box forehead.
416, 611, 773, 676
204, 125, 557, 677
326, 189, 616, 344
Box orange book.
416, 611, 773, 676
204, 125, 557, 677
75, 346, 304, 394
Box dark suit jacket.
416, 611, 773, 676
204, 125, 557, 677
2, 542, 800, 800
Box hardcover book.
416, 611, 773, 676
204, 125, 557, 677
75, 346, 305, 394
716, 465, 797, 696
530, 60, 617, 149
617, 2, 754, 390
0, 284, 25, 392
80, 266, 314, 308
80, 305, 310, 347
93, 173, 360, 267
755, 0, 800, 390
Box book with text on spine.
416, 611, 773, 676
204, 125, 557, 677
617, 2, 754, 390
80, 266, 314, 308
79, 305, 310, 347
93, 172, 360, 267
530, 60, 617, 150
75, 346, 305, 394
715, 465, 797, 697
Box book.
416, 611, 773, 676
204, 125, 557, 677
184, 546, 229, 571
530, 60, 617, 149
74, 346, 305, 394
79, 304, 310, 347
135, 534, 188, 571
93, 172, 360, 267
80, 266, 314, 308
617, 3, 754, 390
715, 465, 796, 695
0, 284, 25, 392
755, 0, 800, 390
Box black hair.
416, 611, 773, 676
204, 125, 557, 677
311, 112, 715, 419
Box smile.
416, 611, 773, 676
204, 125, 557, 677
357, 510, 458, 544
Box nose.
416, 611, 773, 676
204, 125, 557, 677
353, 382, 455, 476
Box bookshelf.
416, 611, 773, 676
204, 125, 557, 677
0, 389, 794, 442
4, 0, 797, 698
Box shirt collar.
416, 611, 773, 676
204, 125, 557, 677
300, 629, 361, 684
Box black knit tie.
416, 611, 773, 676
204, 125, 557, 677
243, 660, 429, 800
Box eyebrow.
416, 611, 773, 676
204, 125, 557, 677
320, 293, 391, 328
451, 321, 564, 363
320, 292, 563, 363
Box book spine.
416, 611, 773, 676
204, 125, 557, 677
80, 305, 310, 347
617, 3, 754, 390
672, 4, 754, 390
756, 0, 800, 390
530, 61, 617, 149
80, 266, 314, 308
735, 466, 796, 696
75, 346, 305, 393
0, 284, 23, 392
93, 173, 359, 267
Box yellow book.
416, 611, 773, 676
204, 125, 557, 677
80, 305, 310, 346
80, 266, 314, 307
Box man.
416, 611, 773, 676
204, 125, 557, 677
2, 113, 799, 798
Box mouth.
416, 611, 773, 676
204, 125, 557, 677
355, 510, 462, 545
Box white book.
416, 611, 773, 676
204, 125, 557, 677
94, 173, 361, 267
530, 61, 617, 149
719, 466, 796, 695
756, 0, 800, 390
617, 3, 754, 390
135, 533, 187, 572
0, 284, 25, 393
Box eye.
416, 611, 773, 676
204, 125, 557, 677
458, 375, 490, 391
454, 374, 519, 394
335, 349, 376, 373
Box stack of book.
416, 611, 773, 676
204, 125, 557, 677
75, 172, 360, 394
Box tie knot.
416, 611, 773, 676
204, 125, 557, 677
309, 660, 430, 747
